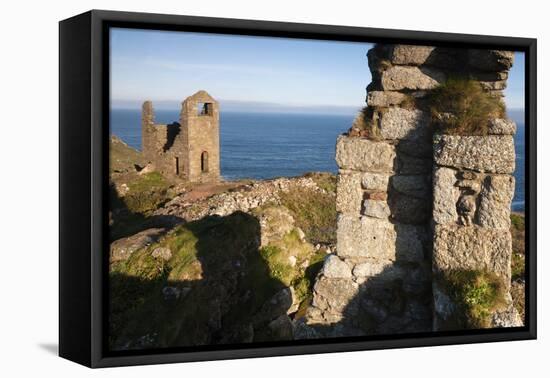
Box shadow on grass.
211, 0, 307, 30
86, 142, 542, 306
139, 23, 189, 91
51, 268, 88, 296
109, 211, 296, 351
109, 182, 184, 241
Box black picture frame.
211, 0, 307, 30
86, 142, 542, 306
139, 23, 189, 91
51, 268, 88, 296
59, 9, 537, 368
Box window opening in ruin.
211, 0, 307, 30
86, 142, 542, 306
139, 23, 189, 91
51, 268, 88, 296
201, 151, 209, 173
197, 102, 212, 116
175, 157, 180, 175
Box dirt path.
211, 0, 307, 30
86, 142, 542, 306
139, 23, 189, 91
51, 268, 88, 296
179, 180, 249, 202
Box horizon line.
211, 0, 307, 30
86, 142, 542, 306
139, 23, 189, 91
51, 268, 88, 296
110, 101, 526, 114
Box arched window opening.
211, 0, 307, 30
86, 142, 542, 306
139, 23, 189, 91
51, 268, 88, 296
201, 151, 209, 173
197, 102, 213, 116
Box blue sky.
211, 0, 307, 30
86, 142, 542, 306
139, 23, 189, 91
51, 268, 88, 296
111, 28, 525, 113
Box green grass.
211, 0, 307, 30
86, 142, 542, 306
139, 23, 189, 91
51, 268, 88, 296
109, 170, 339, 347
304, 172, 337, 193
427, 77, 506, 135
292, 247, 326, 318
511, 252, 525, 281
508, 212, 526, 323
258, 227, 319, 305
511, 213, 525, 231
279, 184, 337, 245
109, 212, 275, 348
260, 245, 295, 286
510, 213, 525, 281
109, 205, 326, 348
350, 107, 383, 140
109, 171, 173, 241
122, 172, 171, 214
109, 135, 145, 174
439, 269, 507, 329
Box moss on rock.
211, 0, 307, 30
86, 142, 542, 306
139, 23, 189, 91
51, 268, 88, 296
439, 269, 507, 329
109, 203, 328, 349
122, 172, 171, 214
279, 177, 337, 245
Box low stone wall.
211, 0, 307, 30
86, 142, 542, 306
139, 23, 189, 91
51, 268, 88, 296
302, 44, 521, 337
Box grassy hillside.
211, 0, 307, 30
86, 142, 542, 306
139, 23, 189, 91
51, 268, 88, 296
109, 206, 327, 349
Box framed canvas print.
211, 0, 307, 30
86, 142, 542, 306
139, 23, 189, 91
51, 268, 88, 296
59, 10, 537, 368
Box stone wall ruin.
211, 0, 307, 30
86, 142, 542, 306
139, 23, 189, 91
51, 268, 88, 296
301, 44, 522, 337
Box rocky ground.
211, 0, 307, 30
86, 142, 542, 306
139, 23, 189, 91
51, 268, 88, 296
108, 136, 526, 349
108, 136, 336, 350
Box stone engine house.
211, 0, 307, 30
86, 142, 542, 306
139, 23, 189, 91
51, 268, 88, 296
141, 90, 220, 182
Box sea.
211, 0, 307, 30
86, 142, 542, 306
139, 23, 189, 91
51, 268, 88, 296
110, 109, 526, 212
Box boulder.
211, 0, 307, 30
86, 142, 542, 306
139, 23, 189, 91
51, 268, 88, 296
110, 228, 165, 263
267, 314, 294, 340
151, 246, 172, 261
138, 163, 156, 175
256, 206, 295, 247
322, 255, 352, 279
292, 318, 321, 339
313, 276, 359, 313
253, 287, 294, 327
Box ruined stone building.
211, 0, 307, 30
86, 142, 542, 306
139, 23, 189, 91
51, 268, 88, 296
298, 45, 521, 338
141, 90, 220, 182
